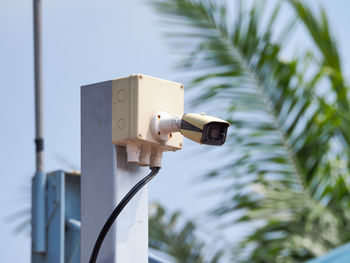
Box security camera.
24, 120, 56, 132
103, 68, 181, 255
152, 112, 229, 146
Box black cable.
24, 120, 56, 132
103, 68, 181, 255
89, 167, 161, 263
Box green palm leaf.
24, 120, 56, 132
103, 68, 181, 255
152, 0, 350, 261
149, 202, 225, 263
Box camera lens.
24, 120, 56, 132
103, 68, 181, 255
208, 125, 223, 141
201, 122, 229, 145
210, 128, 219, 138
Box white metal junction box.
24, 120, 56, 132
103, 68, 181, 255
111, 74, 184, 152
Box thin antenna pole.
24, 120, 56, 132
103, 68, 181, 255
32, 0, 46, 255
33, 0, 44, 172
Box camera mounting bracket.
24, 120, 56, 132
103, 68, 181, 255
151, 111, 181, 142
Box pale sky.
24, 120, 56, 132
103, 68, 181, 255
1, 0, 349, 262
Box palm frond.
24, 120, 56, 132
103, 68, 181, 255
149, 202, 225, 263
152, 0, 350, 261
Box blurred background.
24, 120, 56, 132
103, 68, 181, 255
1, 0, 350, 262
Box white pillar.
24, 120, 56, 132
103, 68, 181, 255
81, 81, 149, 263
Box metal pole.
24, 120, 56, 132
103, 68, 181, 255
33, 0, 44, 169
32, 0, 46, 255
81, 82, 148, 263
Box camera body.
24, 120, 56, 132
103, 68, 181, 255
180, 113, 229, 146
152, 112, 229, 146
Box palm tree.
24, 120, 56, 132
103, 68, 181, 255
149, 202, 224, 263
151, 0, 350, 262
